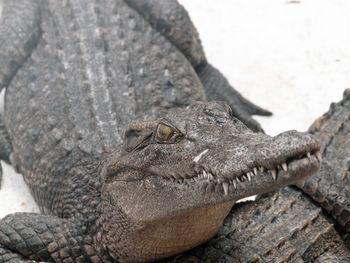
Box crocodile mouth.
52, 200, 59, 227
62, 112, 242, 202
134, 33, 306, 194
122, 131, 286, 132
172, 149, 322, 199
107, 146, 320, 262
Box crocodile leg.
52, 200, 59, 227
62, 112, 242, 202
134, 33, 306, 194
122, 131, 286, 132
0, 0, 41, 92
0, 213, 103, 263
124, 0, 271, 132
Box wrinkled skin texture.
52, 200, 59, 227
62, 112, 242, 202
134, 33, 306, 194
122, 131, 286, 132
160, 89, 350, 263
297, 89, 350, 232
0, 0, 330, 262
98, 102, 320, 262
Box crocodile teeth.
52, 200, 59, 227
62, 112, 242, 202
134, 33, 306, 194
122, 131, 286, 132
233, 180, 237, 189
307, 152, 311, 158
281, 162, 288, 172
253, 167, 258, 176
315, 151, 322, 162
222, 182, 229, 195
208, 173, 214, 180
203, 170, 208, 179
270, 169, 277, 181
259, 167, 264, 172
247, 172, 252, 182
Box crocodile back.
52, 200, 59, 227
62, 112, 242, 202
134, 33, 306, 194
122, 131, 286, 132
4, 0, 204, 217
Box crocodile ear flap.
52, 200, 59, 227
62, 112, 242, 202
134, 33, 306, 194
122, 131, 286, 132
124, 122, 157, 152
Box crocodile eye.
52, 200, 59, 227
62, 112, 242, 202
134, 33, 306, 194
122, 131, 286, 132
225, 104, 233, 116
157, 124, 174, 141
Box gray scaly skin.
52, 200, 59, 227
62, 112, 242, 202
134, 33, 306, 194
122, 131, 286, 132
297, 89, 350, 233
161, 90, 350, 263
0, 100, 321, 263
0, 0, 322, 262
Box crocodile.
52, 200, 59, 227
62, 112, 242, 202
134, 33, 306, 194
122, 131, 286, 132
161, 89, 350, 262
0, 0, 325, 262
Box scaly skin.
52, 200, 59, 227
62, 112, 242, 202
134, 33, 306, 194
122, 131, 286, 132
97, 102, 320, 262
124, 0, 272, 132
161, 90, 350, 263
0, 0, 322, 262
161, 187, 350, 263
297, 89, 350, 232
0, 101, 320, 262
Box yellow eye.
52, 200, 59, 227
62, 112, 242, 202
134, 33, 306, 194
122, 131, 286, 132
226, 105, 233, 116
157, 124, 174, 141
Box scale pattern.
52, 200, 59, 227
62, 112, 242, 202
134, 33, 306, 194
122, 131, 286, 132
0, 0, 349, 261
297, 89, 350, 232
161, 91, 350, 263
4, 0, 204, 217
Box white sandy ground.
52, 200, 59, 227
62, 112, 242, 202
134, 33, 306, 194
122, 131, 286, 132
0, 0, 350, 219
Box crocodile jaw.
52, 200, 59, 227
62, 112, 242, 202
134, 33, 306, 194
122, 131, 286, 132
172, 150, 321, 200
97, 101, 321, 262
99, 151, 320, 262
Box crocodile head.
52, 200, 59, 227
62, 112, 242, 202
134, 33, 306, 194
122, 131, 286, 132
98, 101, 321, 263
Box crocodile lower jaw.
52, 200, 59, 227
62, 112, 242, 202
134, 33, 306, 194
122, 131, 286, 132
117, 200, 235, 263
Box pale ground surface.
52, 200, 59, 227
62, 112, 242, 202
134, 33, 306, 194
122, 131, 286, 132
0, 0, 349, 219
